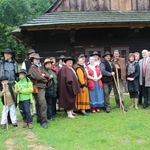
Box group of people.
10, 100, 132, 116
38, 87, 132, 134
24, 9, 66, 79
0, 47, 149, 129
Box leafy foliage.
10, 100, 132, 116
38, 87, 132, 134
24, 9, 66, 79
0, 0, 55, 62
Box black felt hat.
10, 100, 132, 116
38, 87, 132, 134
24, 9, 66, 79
90, 51, 101, 57
15, 69, 29, 77
0, 75, 9, 81
57, 55, 66, 60
1, 48, 14, 56
63, 56, 76, 64
103, 52, 113, 58
79, 53, 87, 58
27, 49, 35, 55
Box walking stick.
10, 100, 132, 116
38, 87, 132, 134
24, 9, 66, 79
3, 83, 9, 130
114, 69, 125, 114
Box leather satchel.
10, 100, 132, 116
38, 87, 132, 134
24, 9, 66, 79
33, 85, 38, 94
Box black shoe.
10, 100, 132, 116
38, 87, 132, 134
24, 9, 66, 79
81, 112, 89, 116
106, 108, 110, 113
142, 104, 148, 109
41, 123, 48, 129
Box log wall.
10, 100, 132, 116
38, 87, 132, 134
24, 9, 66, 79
49, 0, 150, 12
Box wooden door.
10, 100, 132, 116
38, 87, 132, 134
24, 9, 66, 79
111, 47, 129, 61
85, 47, 104, 58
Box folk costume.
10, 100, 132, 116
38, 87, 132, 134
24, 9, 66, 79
74, 63, 90, 115
0, 75, 17, 128
112, 56, 126, 109
58, 57, 80, 118
86, 64, 104, 112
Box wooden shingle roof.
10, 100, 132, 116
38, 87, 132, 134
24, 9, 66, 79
20, 11, 150, 31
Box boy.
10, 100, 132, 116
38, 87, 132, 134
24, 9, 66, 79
0, 75, 17, 129
15, 69, 33, 129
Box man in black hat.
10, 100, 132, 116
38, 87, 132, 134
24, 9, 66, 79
0, 48, 18, 124
100, 52, 115, 113
22, 49, 35, 72
0, 48, 18, 85
58, 57, 80, 118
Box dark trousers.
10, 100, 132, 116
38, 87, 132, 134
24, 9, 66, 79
103, 82, 112, 109
142, 77, 150, 106
46, 97, 57, 119
52, 97, 57, 116
138, 85, 143, 104
46, 97, 53, 119
19, 100, 32, 123
34, 88, 47, 124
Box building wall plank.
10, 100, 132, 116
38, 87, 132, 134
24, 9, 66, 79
125, 0, 132, 10
84, 0, 90, 11
97, 0, 105, 10
138, 0, 144, 10
90, 0, 99, 11
69, 0, 77, 11
111, 0, 119, 10
76, 0, 84, 11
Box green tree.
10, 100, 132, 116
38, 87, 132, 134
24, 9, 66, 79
0, 0, 55, 62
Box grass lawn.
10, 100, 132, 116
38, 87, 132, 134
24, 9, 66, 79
0, 95, 150, 150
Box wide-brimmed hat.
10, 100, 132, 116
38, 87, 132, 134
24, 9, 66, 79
103, 52, 113, 58
43, 58, 53, 66
15, 69, 30, 77
57, 55, 66, 60
64, 56, 76, 64
1, 48, 14, 56
90, 51, 101, 57
27, 49, 35, 55
31, 53, 42, 61
0, 75, 8, 81
79, 53, 87, 58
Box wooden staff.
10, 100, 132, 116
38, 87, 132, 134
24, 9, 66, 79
114, 68, 125, 114
3, 83, 9, 130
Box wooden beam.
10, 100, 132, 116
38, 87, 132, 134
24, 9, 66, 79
20, 22, 150, 31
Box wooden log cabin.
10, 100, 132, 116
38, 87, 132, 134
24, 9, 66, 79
13, 0, 150, 60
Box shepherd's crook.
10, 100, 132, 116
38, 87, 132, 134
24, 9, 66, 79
115, 68, 125, 114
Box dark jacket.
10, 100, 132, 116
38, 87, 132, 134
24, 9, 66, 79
126, 61, 140, 92
44, 67, 57, 98
100, 59, 113, 83
0, 57, 18, 84
28, 64, 50, 88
